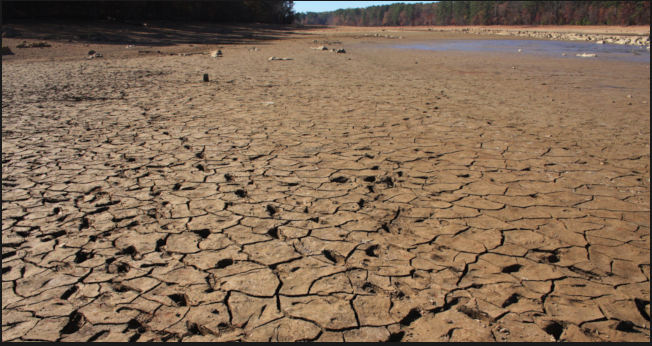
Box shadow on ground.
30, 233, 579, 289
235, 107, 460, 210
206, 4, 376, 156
3, 20, 329, 46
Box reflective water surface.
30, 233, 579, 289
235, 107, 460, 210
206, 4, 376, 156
391, 39, 650, 63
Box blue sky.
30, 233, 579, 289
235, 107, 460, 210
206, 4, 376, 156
293, 1, 438, 13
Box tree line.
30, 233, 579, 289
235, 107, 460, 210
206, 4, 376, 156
2, 1, 295, 24
295, 1, 650, 26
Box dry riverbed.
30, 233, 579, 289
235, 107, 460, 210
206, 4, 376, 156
2, 22, 651, 342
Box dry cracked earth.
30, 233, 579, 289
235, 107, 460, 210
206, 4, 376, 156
2, 26, 651, 342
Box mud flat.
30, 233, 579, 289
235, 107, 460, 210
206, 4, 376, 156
2, 22, 650, 342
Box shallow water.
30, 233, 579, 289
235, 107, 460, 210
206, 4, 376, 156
391, 39, 650, 63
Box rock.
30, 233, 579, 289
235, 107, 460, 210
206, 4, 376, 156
596, 40, 604, 44
93, 53, 102, 58
203, 73, 209, 82
576, 53, 596, 58
88, 50, 96, 55
311, 46, 328, 50
211, 50, 222, 58
2, 27, 20, 38
336, 49, 346, 53
1, 46, 13, 55
30, 42, 52, 48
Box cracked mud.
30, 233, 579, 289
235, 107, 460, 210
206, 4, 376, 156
2, 25, 650, 342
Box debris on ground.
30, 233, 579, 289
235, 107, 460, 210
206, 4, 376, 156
2, 45, 13, 55
16, 41, 52, 48
211, 49, 223, 58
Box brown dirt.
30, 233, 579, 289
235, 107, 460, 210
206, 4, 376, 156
2, 21, 650, 342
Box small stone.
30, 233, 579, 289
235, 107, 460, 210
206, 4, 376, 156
211, 49, 222, 58
203, 74, 209, 82
2, 46, 14, 55
88, 50, 96, 55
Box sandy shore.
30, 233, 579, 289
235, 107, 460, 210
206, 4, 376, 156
2, 22, 650, 342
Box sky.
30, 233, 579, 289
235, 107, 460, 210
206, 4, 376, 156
293, 1, 438, 13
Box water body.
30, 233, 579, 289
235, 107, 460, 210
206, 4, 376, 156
391, 39, 650, 63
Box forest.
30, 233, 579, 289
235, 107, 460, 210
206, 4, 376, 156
295, 1, 651, 26
2, 1, 295, 24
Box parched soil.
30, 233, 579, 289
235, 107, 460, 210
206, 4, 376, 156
2, 22, 650, 342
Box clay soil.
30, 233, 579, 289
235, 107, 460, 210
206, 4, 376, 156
2, 21, 650, 342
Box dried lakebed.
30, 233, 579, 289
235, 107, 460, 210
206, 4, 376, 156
2, 31, 651, 342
